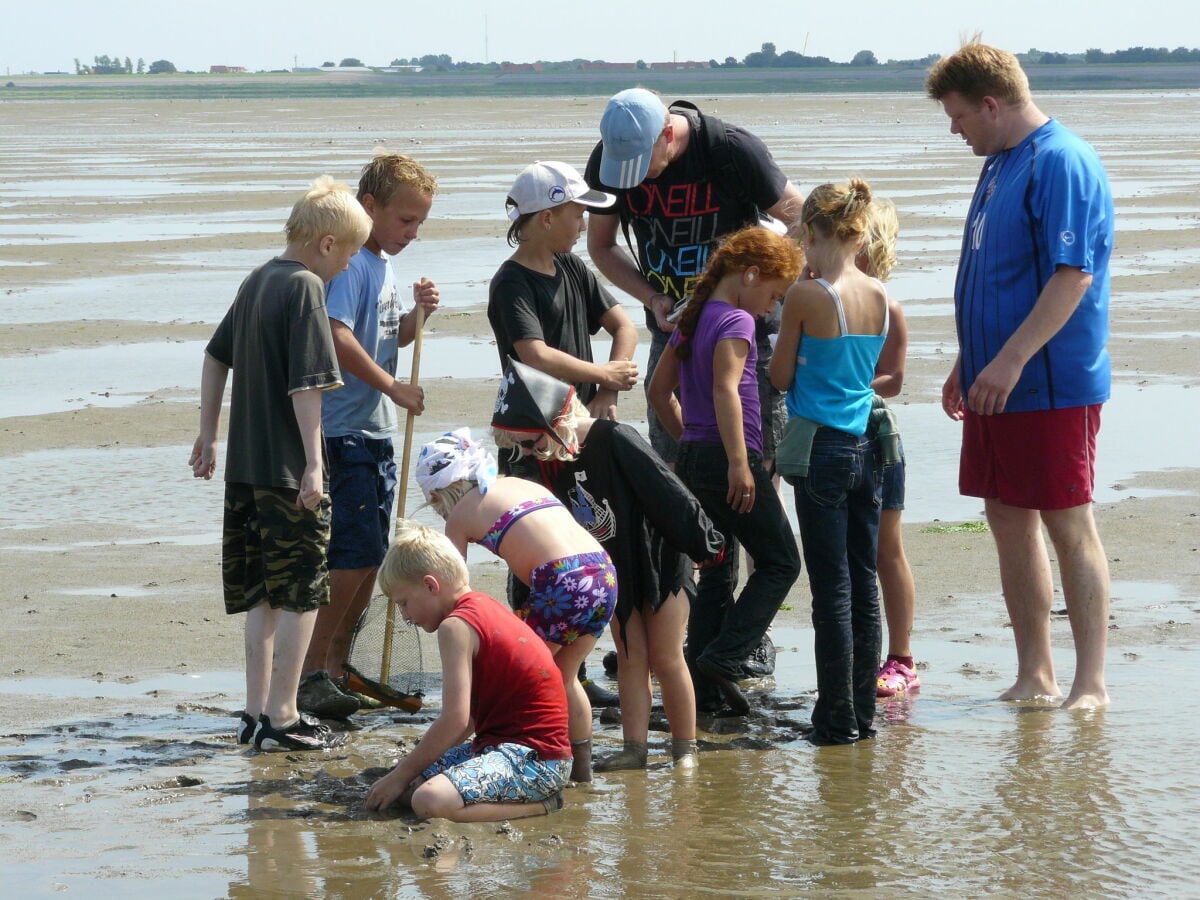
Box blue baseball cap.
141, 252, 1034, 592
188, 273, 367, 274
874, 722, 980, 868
599, 88, 669, 190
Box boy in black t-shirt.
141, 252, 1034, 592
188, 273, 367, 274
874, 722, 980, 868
487, 159, 640, 709
488, 160, 639, 422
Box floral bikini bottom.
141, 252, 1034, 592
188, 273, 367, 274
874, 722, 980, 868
518, 551, 617, 645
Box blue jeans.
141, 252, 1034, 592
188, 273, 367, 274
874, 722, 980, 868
644, 328, 678, 464
791, 428, 882, 744
676, 441, 801, 682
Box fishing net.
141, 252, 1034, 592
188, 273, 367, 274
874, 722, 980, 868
345, 594, 436, 713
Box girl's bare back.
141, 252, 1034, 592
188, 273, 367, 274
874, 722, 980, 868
791, 273, 888, 339
446, 475, 603, 581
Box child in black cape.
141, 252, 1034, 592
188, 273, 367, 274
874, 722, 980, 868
492, 359, 725, 770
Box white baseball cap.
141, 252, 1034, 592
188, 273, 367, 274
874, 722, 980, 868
599, 88, 669, 189
505, 160, 615, 221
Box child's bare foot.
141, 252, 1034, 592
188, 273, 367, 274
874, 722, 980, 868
1062, 688, 1110, 710
998, 677, 1061, 702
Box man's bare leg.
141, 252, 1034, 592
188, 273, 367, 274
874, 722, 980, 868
303, 566, 376, 679
985, 498, 1061, 700
1043, 504, 1110, 709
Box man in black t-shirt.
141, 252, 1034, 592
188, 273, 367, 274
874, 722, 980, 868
584, 87, 804, 465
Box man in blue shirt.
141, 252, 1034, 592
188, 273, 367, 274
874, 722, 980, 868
927, 41, 1112, 709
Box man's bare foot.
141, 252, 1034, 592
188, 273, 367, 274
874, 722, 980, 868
998, 678, 1061, 702
1062, 688, 1110, 710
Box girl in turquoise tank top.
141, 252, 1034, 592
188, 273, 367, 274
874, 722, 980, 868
768, 179, 889, 745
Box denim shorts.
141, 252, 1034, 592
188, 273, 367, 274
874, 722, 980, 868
325, 434, 396, 570
422, 741, 571, 805
879, 447, 906, 512
222, 483, 331, 615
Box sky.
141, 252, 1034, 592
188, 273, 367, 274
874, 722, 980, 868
0, 0, 1193, 74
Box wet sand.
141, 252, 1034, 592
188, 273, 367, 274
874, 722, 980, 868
1, 93, 1199, 895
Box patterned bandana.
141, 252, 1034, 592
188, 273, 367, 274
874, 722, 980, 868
414, 428, 498, 500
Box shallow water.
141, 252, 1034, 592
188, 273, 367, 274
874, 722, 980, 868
2, 92, 1199, 895
0, 382, 1193, 544
0, 334, 501, 418
2, 617, 1197, 898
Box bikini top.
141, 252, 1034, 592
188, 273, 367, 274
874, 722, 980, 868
477, 497, 561, 554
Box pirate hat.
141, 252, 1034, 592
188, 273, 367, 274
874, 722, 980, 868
491, 358, 575, 447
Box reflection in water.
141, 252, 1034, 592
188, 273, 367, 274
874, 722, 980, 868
804, 727, 928, 892
608, 764, 753, 893
223, 757, 424, 898
986, 708, 1124, 895
234, 789, 319, 898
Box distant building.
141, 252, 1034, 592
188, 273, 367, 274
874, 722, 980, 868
500, 62, 544, 73
580, 61, 638, 71
649, 60, 709, 70
209, 65, 247, 74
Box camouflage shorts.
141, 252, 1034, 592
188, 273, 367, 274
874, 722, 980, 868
222, 483, 332, 615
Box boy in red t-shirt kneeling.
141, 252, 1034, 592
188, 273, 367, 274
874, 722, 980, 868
363, 520, 572, 820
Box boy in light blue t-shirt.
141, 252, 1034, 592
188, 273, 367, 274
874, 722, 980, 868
298, 153, 441, 718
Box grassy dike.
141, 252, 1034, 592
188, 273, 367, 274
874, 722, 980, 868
4, 62, 1200, 100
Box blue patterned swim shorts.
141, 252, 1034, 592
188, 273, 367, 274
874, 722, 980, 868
421, 742, 571, 805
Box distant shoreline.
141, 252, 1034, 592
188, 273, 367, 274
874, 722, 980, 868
4, 62, 1199, 100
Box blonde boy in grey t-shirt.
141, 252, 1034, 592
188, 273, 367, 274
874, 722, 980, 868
191, 176, 370, 752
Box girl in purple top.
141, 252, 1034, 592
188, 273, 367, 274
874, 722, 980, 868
648, 226, 804, 716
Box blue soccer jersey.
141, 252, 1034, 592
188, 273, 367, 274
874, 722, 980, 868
954, 118, 1114, 412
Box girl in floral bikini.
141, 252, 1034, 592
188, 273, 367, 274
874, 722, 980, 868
414, 427, 616, 782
